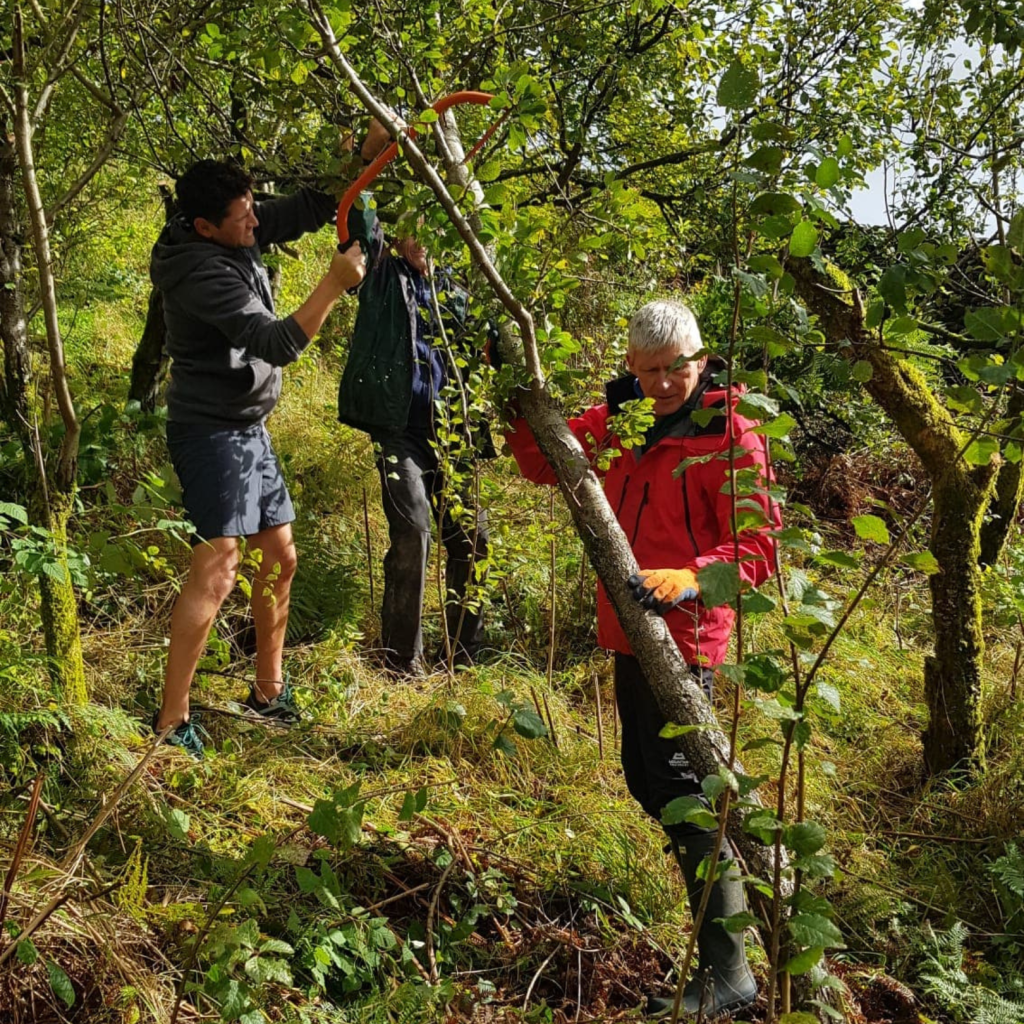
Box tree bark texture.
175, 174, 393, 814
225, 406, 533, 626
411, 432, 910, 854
0, 130, 30, 436
790, 259, 996, 772
978, 387, 1024, 568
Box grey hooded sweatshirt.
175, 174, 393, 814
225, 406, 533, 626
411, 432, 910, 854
151, 189, 336, 428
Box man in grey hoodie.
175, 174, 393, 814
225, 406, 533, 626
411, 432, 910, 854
150, 139, 385, 756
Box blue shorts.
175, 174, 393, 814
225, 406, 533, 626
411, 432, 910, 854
166, 422, 295, 543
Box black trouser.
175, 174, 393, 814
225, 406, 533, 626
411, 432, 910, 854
614, 652, 715, 841
376, 431, 488, 661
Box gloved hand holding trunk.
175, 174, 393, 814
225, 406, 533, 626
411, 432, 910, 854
628, 567, 699, 615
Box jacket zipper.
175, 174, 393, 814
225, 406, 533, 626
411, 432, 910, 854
614, 474, 631, 519
630, 482, 650, 546
681, 473, 700, 559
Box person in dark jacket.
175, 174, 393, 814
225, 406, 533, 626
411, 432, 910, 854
150, 149, 380, 757
338, 175, 492, 677
506, 299, 778, 1018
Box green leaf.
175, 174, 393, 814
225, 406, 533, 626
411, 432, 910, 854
789, 913, 843, 949
661, 796, 718, 831
752, 412, 797, 439
399, 791, 417, 822
0, 502, 28, 524
748, 254, 785, 279
789, 220, 818, 258
816, 681, 841, 713
46, 960, 75, 1008
962, 437, 999, 466
475, 160, 501, 182
965, 306, 1012, 342
815, 549, 861, 569
16, 938, 39, 965
887, 315, 918, 335
217, 979, 248, 1019
163, 806, 190, 842
780, 1012, 823, 1024
512, 708, 548, 740
735, 391, 779, 418
419, 108, 439, 123
945, 386, 983, 414
850, 359, 873, 383
794, 853, 838, 878
493, 732, 517, 757
717, 59, 760, 110
721, 910, 761, 933
697, 561, 741, 608
742, 591, 777, 615
851, 515, 890, 545
815, 157, 841, 189
749, 192, 802, 218
745, 146, 786, 174
244, 836, 275, 873
900, 550, 940, 575
1008, 209, 1024, 250
784, 821, 826, 857
878, 265, 907, 312
782, 948, 825, 975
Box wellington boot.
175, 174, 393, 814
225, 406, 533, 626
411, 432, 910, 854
647, 832, 757, 1018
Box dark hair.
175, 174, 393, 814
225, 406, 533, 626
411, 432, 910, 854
176, 160, 254, 228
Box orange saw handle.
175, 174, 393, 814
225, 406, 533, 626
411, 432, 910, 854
337, 90, 497, 248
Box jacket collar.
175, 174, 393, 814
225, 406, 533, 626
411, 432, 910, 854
605, 355, 731, 452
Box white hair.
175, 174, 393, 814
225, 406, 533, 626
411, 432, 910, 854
627, 299, 702, 356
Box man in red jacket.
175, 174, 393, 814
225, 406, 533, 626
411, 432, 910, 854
506, 299, 777, 1017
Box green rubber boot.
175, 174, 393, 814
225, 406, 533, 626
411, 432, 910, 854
648, 833, 757, 1018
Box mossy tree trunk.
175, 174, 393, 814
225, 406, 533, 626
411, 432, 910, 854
7, 15, 88, 703
790, 261, 998, 773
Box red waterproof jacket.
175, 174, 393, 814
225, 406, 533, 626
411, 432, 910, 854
505, 367, 779, 666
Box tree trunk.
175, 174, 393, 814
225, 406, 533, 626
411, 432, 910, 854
127, 185, 174, 411
12, 12, 87, 701
924, 473, 993, 771
36, 489, 88, 705
0, 129, 30, 436
790, 260, 994, 773
978, 387, 1024, 567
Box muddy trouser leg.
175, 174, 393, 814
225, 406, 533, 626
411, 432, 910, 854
613, 654, 756, 1017
435, 467, 488, 660
376, 436, 434, 662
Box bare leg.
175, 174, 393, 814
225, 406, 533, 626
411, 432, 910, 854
158, 537, 241, 729
247, 523, 298, 701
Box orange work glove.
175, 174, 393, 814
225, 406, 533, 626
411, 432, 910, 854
627, 568, 699, 616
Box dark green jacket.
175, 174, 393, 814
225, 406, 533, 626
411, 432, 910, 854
336, 197, 493, 454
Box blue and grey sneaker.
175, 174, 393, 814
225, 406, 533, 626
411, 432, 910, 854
152, 711, 208, 759
241, 679, 301, 725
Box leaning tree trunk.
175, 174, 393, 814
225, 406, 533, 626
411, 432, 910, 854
11, 15, 87, 704
310, 18, 793, 960
790, 261, 997, 773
